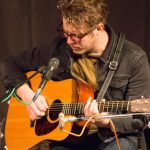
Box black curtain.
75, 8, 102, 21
107, 0, 150, 61
0, 0, 150, 60
0, 0, 150, 149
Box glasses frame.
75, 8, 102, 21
57, 23, 96, 42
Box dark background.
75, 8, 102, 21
0, 0, 150, 149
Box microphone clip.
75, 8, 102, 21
58, 112, 78, 130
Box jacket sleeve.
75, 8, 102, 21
0, 42, 54, 90
0, 36, 69, 91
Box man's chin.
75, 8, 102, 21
72, 49, 85, 55
72, 47, 86, 55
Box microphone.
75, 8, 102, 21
32, 58, 59, 101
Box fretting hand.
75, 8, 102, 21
84, 97, 110, 127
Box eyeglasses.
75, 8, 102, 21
57, 23, 95, 42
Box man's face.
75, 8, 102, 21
62, 18, 96, 55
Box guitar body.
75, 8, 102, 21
5, 72, 94, 150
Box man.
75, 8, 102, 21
0, 0, 150, 149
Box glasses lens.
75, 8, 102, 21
57, 22, 93, 41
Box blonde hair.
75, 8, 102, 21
57, 0, 108, 31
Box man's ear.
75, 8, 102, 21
96, 23, 105, 31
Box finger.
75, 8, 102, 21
84, 97, 92, 110
34, 96, 47, 112
39, 95, 48, 110
27, 103, 45, 120
31, 103, 45, 116
89, 100, 97, 112
94, 101, 99, 114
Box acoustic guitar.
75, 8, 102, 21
5, 72, 150, 150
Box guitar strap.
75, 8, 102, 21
96, 32, 125, 102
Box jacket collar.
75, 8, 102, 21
99, 24, 118, 64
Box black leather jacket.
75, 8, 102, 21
0, 25, 150, 139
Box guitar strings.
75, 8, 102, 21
48, 101, 130, 107
46, 101, 149, 113
47, 101, 130, 110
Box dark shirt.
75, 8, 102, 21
0, 25, 150, 141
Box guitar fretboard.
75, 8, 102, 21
49, 101, 130, 115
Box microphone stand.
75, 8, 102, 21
60, 113, 150, 150
94, 114, 149, 150
0, 66, 46, 104
131, 115, 149, 150
14, 66, 46, 89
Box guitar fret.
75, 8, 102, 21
66, 103, 68, 114
73, 103, 75, 114
71, 103, 73, 114
79, 103, 82, 114
78, 103, 80, 114
116, 101, 119, 112
111, 101, 114, 112
102, 101, 105, 112
127, 101, 130, 111
106, 101, 109, 112
121, 101, 124, 111
122, 101, 126, 111
72, 103, 77, 115
81, 103, 83, 114
69, 103, 71, 114
63, 103, 65, 114
72, 103, 75, 115
98, 101, 101, 112
65, 104, 66, 114
82, 103, 84, 114
68, 103, 70, 114
77, 103, 79, 114
67, 104, 69, 114
80, 103, 83, 114
74, 103, 77, 114
82, 103, 85, 114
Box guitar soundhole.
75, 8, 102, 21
49, 99, 62, 120
35, 99, 62, 136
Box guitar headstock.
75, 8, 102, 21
131, 99, 150, 113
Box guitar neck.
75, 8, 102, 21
61, 99, 150, 115
49, 98, 150, 116
61, 100, 130, 115
97, 101, 130, 113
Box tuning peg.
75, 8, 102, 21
127, 96, 132, 100
102, 99, 105, 102
141, 96, 145, 99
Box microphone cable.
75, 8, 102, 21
0, 66, 46, 104
59, 113, 121, 150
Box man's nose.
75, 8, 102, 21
66, 36, 75, 45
